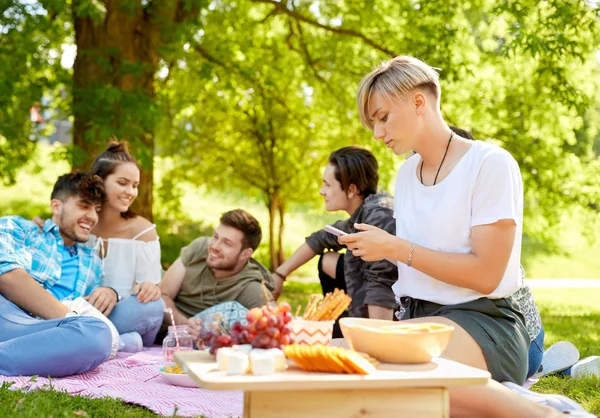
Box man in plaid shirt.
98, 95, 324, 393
0, 172, 113, 377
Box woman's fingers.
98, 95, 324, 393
353, 223, 376, 231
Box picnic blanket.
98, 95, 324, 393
0, 347, 243, 417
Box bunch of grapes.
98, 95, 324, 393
201, 302, 295, 355
198, 315, 235, 355
238, 301, 294, 349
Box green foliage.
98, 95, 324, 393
155, 217, 212, 268
2, 0, 600, 262
0, 200, 52, 221
0, 1, 71, 184
152, 0, 600, 255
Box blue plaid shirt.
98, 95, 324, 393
0, 216, 102, 301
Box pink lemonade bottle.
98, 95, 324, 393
162, 325, 194, 361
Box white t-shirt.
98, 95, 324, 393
393, 140, 523, 305
87, 225, 162, 300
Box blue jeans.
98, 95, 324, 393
527, 326, 545, 379
0, 294, 112, 377
108, 296, 164, 346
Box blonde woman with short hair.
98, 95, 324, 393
340, 56, 593, 417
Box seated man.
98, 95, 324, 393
160, 209, 274, 338
0, 172, 113, 377
273, 147, 397, 328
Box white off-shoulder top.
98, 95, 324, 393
87, 225, 162, 300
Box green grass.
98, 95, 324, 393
1, 285, 599, 416
0, 381, 159, 417
530, 288, 600, 415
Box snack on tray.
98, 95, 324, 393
283, 344, 376, 375
301, 289, 352, 321
302, 294, 323, 320
164, 364, 185, 374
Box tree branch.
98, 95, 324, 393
291, 18, 338, 96
251, 0, 396, 57
193, 43, 308, 127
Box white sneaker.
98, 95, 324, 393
535, 341, 580, 378
571, 356, 600, 379
502, 381, 588, 413
119, 332, 143, 353
563, 411, 598, 417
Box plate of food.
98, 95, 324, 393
159, 364, 198, 387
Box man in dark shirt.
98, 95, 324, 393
273, 147, 397, 323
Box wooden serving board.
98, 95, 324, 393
174, 350, 490, 392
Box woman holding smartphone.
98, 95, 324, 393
339, 56, 592, 417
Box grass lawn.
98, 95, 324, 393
1, 285, 599, 417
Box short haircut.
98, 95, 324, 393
51, 171, 105, 206
328, 146, 379, 198
91, 141, 138, 219
357, 56, 441, 130
220, 209, 262, 251
449, 126, 475, 140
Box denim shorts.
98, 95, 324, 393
400, 295, 529, 384
528, 327, 545, 378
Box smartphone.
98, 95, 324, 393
324, 225, 347, 237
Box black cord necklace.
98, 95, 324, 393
420, 131, 454, 186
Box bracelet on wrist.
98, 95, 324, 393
106, 286, 121, 302
407, 243, 417, 267
273, 271, 287, 281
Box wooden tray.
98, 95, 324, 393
174, 350, 490, 392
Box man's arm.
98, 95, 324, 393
0, 217, 70, 319
272, 243, 316, 299
273, 219, 351, 299
0, 269, 70, 319
236, 281, 272, 310
159, 257, 189, 325
367, 304, 394, 320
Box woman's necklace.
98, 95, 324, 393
420, 131, 454, 186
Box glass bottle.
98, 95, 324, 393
162, 325, 194, 361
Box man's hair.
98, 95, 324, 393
51, 171, 105, 205
357, 55, 441, 131
328, 146, 379, 198
220, 209, 262, 251
449, 126, 475, 140
91, 141, 138, 219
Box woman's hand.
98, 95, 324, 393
338, 223, 395, 262
133, 282, 162, 303
32, 216, 45, 231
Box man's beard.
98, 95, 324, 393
206, 251, 241, 272
59, 211, 89, 243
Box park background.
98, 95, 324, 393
1, 0, 599, 416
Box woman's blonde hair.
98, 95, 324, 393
357, 56, 441, 130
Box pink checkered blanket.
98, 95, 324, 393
0, 347, 243, 417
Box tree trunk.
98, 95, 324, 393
267, 193, 279, 271
277, 200, 286, 267
71, 1, 198, 221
